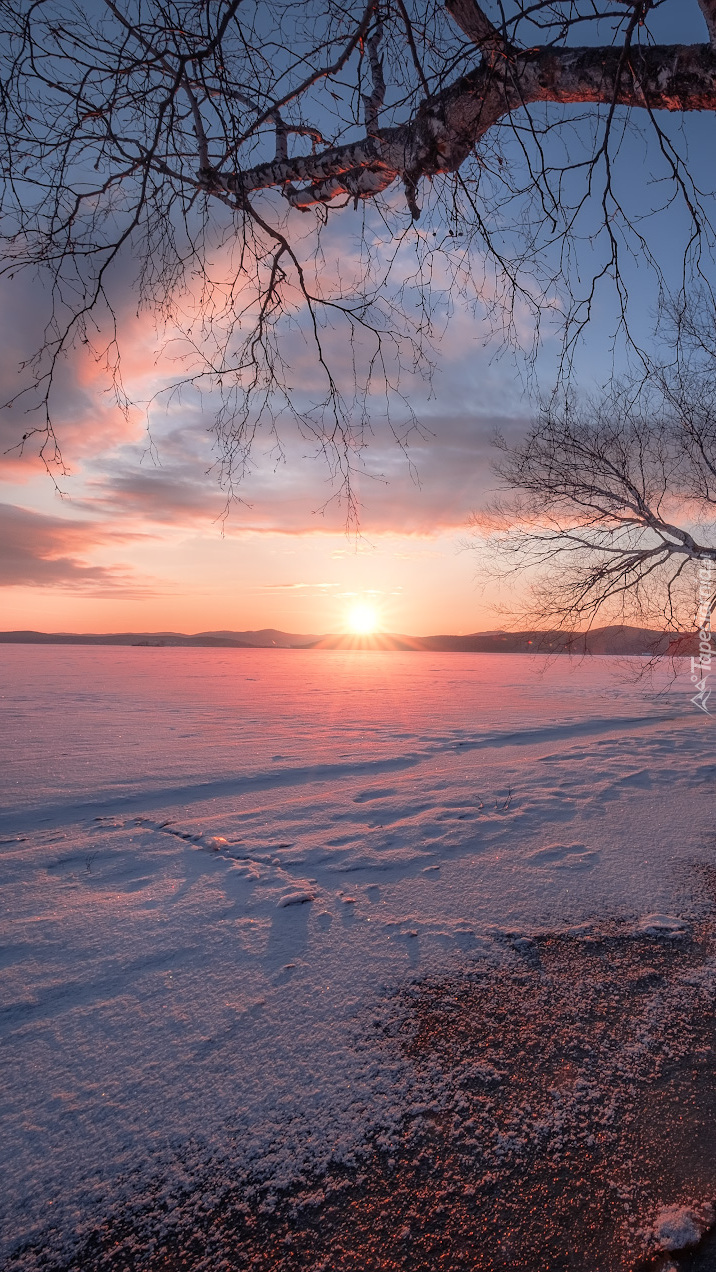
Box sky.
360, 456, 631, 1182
0, 0, 712, 637
0, 271, 537, 635
0, 206, 542, 636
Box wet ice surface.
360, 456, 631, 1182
1, 647, 715, 1269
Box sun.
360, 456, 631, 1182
347, 602, 378, 635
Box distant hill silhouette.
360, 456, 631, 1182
0, 624, 698, 655
0, 630, 255, 648
198, 628, 320, 647
305, 626, 697, 655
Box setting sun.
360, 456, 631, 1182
347, 602, 379, 634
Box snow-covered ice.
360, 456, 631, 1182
1, 646, 715, 1269
651, 1202, 715, 1252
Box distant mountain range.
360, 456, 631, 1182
0, 627, 319, 649
0, 625, 699, 655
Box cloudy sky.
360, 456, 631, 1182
0, 225, 543, 636
1, 0, 709, 637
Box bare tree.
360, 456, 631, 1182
4, 0, 716, 507
473, 365, 716, 633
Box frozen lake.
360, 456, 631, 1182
0, 644, 697, 819
2, 647, 715, 1269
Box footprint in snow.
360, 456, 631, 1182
526, 843, 599, 870
276, 889, 315, 908
353, 787, 398, 803
635, 913, 690, 938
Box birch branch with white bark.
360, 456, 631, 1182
206, 41, 716, 216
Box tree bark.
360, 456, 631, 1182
698, 0, 716, 44
220, 42, 716, 212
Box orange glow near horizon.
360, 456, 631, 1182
0, 523, 500, 636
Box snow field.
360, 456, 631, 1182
1, 648, 715, 1267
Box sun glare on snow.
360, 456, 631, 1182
347, 603, 378, 635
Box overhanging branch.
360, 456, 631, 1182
444, 0, 511, 61
221, 42, 716, 209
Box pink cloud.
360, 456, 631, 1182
0, 502, 153, 595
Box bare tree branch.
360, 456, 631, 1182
219, 43, 716, 212
474, 359, 716, 633
363, 14, 385, 134
698, 0, 716, 44
443, 0, 510, 61
3, 0, 716, 514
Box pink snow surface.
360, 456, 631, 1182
0, 646, 714, 1262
